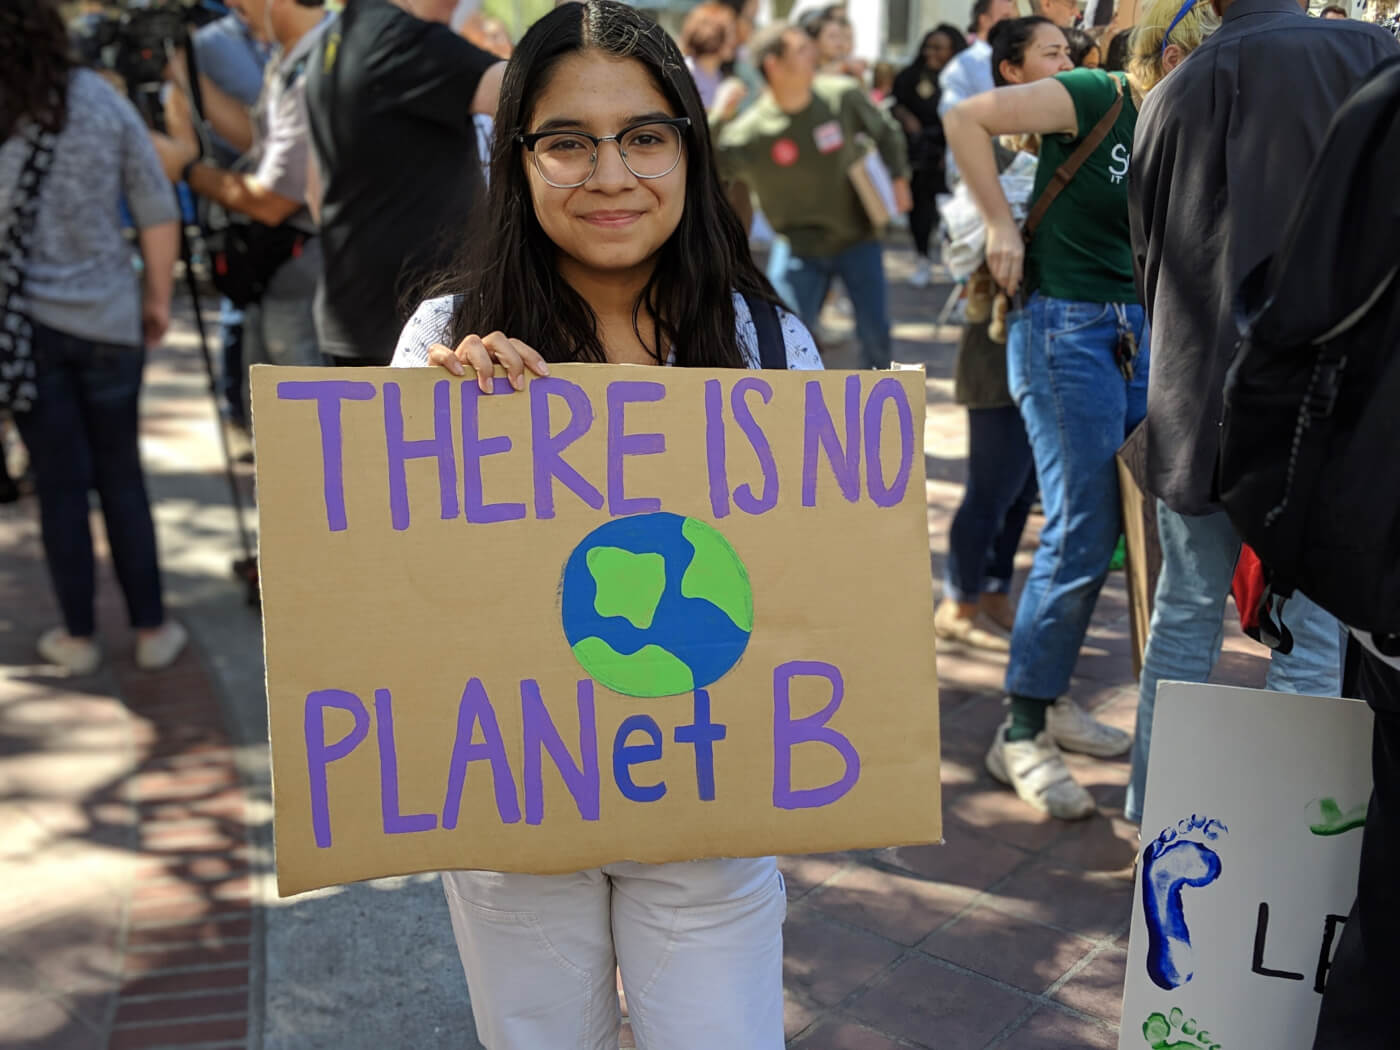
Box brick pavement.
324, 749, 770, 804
0, 250, 1271, 1050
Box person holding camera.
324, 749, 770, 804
189, 3, 270, 429
1, 0, 187, 674
151, 0, 332, 410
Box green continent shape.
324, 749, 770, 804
679, 518, 753, 632
586, 546, 666, 630
571, 636, 695, 698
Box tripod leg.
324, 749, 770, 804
175, 225, 260, 604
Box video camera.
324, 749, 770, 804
71, 0, 224, 94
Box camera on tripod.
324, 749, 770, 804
72, 1, 221, 97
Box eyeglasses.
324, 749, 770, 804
1160, 0, 1200, 53
517, 118, 691, 189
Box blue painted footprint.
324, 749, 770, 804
1141, 815, 1228, 990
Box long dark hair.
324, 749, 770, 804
1, 0, 73, 139
446, 0, 777, 368
911, 24, 967, 71
990, 15, 1059, 86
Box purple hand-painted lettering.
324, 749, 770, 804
304, 689, 371, 849
802, 377, 862, 506
442, 678, 522, 828
276, 381, 376, 532
704, 379, 730, 519
606, 380, 666, 516
863, 378, 915, 508
383, 381, 460, 531
530, 379, 604, 519
613, 715, 667, 803
772, 661, 861, 810
673, 689, 727, 801
730, 377, 778, 515
374, 689, 437, 835
521, 678, 600, 825
461, 380, 527, 524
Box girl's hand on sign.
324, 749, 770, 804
428, 332, 550, 393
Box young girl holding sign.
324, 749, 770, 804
390, 2, 820, 1046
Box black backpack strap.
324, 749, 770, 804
743, 291, 788, 370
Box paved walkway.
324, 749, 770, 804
0, 249, 1268, 1050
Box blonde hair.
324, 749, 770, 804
1127, 0, 1220, 95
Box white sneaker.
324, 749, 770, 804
136, 621, 188, 671
909, 258, 932, 288
38, 627, 101, 675
1046, 697, 1132, 758
986, 719, 1096, 820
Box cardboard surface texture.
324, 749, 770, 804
251, 365, 942, 896
1120, 682, 1371, 1050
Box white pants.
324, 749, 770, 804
441, 857, 786, 1050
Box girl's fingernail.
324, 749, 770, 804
512, 374, 524, 390
538, 362, 550, 375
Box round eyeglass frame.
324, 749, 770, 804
516, 117, 692, 189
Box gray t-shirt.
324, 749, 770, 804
0, 70, 179, 346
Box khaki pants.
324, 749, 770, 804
441, 857, 786, 1049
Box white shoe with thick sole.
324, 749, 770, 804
1046, 696, 1132, 758
986, 719, 1096, 820
909, 258, 932, 288
136, 621, 188, 671
38, 627, 101, 675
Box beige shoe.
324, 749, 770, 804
977, 592, 1017, 633
986, 719, 1096, 820
934, 599, 1010, 651
136, 621, 188, 671
1046, 696, 1132, 758
38, 628, 101, 675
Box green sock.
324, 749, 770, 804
1005, 695, 1052, 742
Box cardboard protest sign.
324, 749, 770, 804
251, 365, 942, 897
1120, 683, 1371, 1050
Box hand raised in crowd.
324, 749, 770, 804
162, 48, 191, 94
711, 78, 748, 122
985, 216, 1025, 297
149, 89, 200, 182
427, 332, 551, 393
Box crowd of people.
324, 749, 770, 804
2, 0, 1399, 1045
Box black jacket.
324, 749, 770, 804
1129, 0, 1398, 514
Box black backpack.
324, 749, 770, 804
1220, 55, 1400, 637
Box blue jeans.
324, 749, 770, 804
1004, 293, 1148, 699
945, 405, 1038, 602
770, 239, 892, 368
15, 324, 165, 637
1125, 503, 1342, 822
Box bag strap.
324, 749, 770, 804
0, 125, 59, 412
743, 291, 788, 370
1022, 75, 1125, 245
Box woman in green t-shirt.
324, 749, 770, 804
936, 16, 1070, 652
942, 24, 1205, 821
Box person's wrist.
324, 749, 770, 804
179, 157, 200, 185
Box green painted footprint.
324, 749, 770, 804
1306, 797, 1367, 836
1143, 1007, 1221, 1050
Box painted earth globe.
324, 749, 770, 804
560, 512, 753, 698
